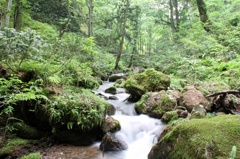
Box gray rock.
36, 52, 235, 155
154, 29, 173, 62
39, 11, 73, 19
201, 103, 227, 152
100, 133, 128, 151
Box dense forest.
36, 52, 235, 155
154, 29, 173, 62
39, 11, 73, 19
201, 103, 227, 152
0, 0, 240, 158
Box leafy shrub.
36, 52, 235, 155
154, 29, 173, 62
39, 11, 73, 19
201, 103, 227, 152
47, 89, 108, 131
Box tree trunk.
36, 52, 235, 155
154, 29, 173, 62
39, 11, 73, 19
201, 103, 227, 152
59, 0, 70, 39
0, 7, 4, 28
196, 0, 211, 32
114, 0, 129, 70
86, 0, 94, 37
6, 0, 13, 27
169, 0, 176, 32
173, 0, 180, 31
14, 0, 22, 31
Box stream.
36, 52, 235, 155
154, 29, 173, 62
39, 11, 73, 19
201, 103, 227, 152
92, 81, 166, 159
42, 81, 165, 159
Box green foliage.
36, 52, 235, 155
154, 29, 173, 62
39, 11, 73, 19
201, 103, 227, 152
0, 28, 44, 69
47, 89, 108, 131
20, 152, 41, 159
0, 75, 48, 133
0, 137, 32, 157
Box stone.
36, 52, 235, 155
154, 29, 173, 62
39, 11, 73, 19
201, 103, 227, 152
102, 117, 121, 133
180, 86, 210, 112
109, 96, 118, 100
135, 90, 178, 118
105, 86, 117, 95
100, 133, 128, 151
124, 68, 170, 100
109, 74, 126, 82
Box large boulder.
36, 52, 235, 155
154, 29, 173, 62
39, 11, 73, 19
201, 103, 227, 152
135, 90, 179, 118
100, 132, 128, 151
102, 117, 121, 133
180, 86, 210, 112
109, 74, 127, 82
124, 68, 170, 100
148, 115, 240, 159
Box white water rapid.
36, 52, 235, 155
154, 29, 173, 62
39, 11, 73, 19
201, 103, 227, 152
93, 81, 166, 159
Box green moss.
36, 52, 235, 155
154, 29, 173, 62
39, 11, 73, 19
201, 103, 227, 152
105, 86, 117, 94
20, 152, 41, 159
161, 93, 176, 110
150, 115, 240, 159
0, 137, 32, 157
124, 68, 170, 97
135, 93, 149, 113
161, 111, 179, 123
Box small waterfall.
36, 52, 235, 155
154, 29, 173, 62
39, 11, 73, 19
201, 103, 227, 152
93, 81, 166, 159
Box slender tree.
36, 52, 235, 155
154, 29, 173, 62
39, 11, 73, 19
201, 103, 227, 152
14, 0, 22, 31
196, 0, 212, 32
114, 0, 130, 70
86, 0, 94, 37
5, 0, 13, 27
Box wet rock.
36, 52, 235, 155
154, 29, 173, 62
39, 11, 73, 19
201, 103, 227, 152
109, 74, 126, 82
105, 104, 116, 116
191, 105, 206, 119
102, 117, 121, 133
100, 133, 128, 151
109, 96, 118, 100
105, 86, 117, 95
135, 90, 178, 118
180, 86, 210, 112
124, 68, 170, 100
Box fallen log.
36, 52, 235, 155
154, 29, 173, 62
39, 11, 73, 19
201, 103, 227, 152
206, 90, 240, 98
206, 88, 240, 114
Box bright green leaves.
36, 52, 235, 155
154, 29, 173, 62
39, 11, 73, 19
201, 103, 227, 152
46, 89, 108, 131
0, 28, 44, 69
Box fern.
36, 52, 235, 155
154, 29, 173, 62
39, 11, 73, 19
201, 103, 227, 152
46, 74, 61, 85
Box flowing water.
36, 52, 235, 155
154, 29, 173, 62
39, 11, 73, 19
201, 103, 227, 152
91, 81, 166, 159
42, 81, 165, 159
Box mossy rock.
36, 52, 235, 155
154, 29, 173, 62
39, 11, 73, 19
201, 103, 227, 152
105, 103, 116, 116
109, 74, 126, 82
102, 117, 121, 133
0, 138, 32, 157
105, 86, 117, 94
148, 115, 240, 159
135, 91, 177, 118
12, 122, 43, 139
124, 68, 170, 99
161, 111, 179, 123
114, 79, 125, 88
